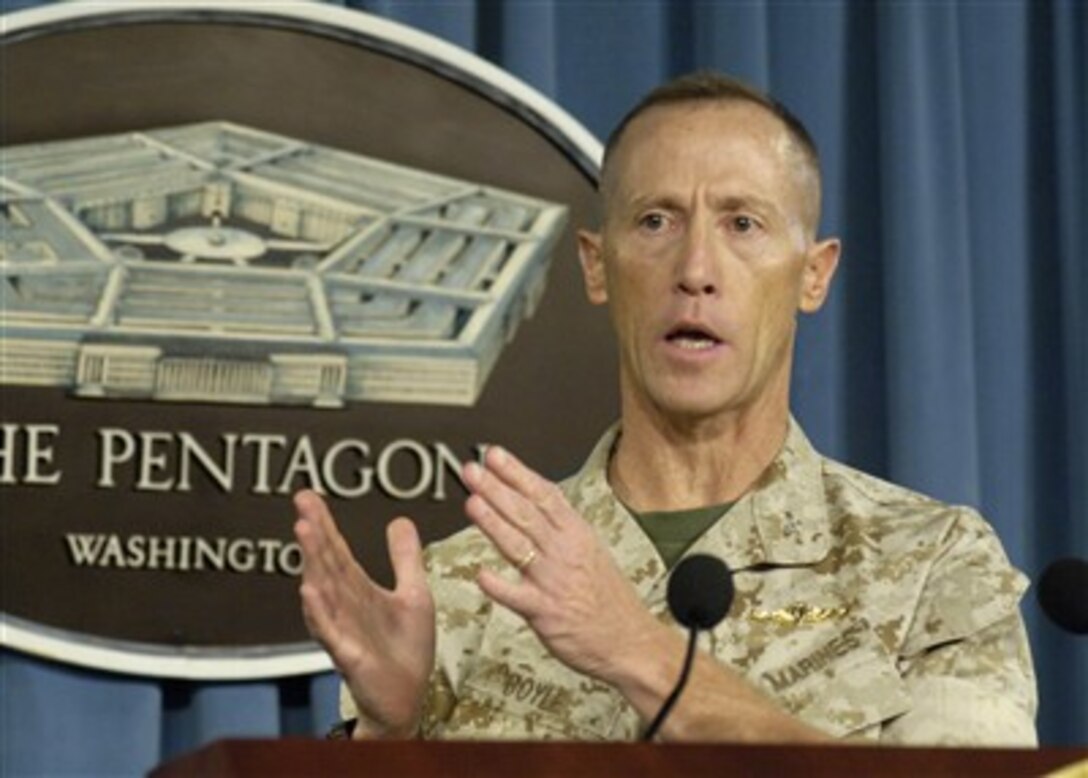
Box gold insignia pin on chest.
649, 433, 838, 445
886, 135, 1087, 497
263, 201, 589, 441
748, 602, 851, 626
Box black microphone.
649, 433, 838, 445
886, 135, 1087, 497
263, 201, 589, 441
641, 554, 734, 741
1037, 557, 1088, 635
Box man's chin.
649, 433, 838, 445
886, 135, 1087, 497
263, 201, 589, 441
648, 391, 742, 427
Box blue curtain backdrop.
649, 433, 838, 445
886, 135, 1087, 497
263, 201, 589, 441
1, 0, 1085, 774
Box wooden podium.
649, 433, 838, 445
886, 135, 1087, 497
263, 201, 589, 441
153, 739, 1088, 777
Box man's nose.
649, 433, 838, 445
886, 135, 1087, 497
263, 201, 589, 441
675, 220, 720, 296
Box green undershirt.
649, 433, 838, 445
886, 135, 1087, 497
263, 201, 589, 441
629, 502, 735, 569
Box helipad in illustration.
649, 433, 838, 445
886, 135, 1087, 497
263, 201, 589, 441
0, 122, 567, 407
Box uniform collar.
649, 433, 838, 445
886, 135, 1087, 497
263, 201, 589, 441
567, 416, 832, 576
715, 417, 832, 569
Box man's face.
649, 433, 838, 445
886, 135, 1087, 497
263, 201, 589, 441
578, 100, 840, 426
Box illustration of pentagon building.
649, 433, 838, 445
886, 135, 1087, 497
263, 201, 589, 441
0, 122, 567, 407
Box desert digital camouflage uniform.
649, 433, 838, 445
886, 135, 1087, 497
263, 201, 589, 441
341, 418, 1038, 745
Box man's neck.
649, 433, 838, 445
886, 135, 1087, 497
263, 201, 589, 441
609, 401, 790, 513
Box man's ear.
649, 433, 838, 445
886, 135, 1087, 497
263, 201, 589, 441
577, 229, 608, 305
799, 237, 841, 313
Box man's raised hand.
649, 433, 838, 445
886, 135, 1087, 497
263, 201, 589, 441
293, 489, 435, 738
461, 448, 663, 685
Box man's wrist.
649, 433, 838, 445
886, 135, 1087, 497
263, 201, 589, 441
327, 716, 422, 741
601, 618, 687, 716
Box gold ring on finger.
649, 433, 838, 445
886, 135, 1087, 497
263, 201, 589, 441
515, 547, 538, 572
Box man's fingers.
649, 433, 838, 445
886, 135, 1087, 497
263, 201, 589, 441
299, 580, 367, 673
462, 460, 554, 550
481, 447, 569, 527
298, 580, 332, 641
294, 489, 341, 564
295, 490, 367, 578
293, 487, 382, 636
298, 576, 346, 649
294, 488, 331, 528
477, 568, 538, 617
386, 517, 428, 596
465, 491, 540, 572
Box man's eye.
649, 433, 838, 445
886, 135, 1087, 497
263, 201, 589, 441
732, 215, 756, 233
639, 213, 668, 232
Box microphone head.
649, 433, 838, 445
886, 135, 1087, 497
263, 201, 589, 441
1037, 557, 1088, 635
667, 554, 734, 630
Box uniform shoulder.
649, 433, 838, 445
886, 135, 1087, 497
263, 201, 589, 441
817, 455, 1012, 569
823, 456, 943, 512
819, 455, 991, 534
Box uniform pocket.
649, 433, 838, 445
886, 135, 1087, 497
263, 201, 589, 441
441, 610, 623, 741
442, 655, 617, 740
742, 616, 911, 738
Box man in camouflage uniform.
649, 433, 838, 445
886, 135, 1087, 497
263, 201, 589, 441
294, 71, 1037, 744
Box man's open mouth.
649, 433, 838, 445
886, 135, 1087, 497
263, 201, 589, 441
666, 326, 722, 351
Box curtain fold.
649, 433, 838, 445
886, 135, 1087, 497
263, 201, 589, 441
2, 1, 1085, 773
878, 2, 984, 502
